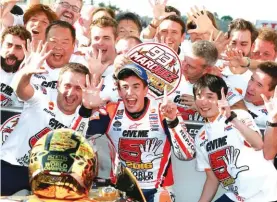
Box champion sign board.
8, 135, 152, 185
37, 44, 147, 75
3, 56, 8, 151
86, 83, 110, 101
128, 42, 181, 100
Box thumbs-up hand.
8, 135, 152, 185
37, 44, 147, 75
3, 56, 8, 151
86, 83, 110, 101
160, 86, 177, 121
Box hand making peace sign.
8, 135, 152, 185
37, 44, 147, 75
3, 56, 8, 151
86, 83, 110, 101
160, 86, 178, 121
217, 87, 231, 119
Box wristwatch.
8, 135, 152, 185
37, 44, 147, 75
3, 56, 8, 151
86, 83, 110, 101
225, 111, 237, 124
266, 121, 277, 127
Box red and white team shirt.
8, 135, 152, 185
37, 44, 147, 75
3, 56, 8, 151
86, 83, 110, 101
28, 56, 88, 101
222, 68, 252, 97
99, 65, 120, 102
0, 89, 76, 167
169, 75, 243, 122
195, 109, 277, 201
29, 62, 61, 101
245, 101, 267, 128
106, 100, 174, 189
1, 68, 22, 107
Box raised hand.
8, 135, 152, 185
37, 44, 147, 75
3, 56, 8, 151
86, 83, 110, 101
187, 6, 216, 34
140, 138, 163, 163
222, 146, 249, 178
261, 85, 277, 123
222, 46, 245, 68
79, 74, 109, 109
160, 86, 178, 121
86, 48, 108, 77
218, 87, 231, 119
148, 0, 176, 21
22, 40, 52, 75
154, 32, 168, 45
209, 30, 230, 54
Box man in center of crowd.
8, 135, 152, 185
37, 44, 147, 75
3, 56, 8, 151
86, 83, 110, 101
73, 64, 195, 201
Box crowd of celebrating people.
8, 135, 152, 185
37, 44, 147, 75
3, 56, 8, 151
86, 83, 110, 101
1, 0, 277, 201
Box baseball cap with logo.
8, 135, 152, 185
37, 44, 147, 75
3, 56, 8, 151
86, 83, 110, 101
117, 63, 149, 84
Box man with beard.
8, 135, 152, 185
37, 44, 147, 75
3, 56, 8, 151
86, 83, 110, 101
219, 18, 259, 97
224, 27, 277, 73
1, 25, 31, 107
222, 18, 258, 75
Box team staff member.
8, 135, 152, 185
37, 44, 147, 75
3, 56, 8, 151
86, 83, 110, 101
73, 64, 195, 202
1, 42, 89, 196
1, 25, 31, 107
1, 3, 58, 49
194, 74, 277, 202
244, 61, 277, 127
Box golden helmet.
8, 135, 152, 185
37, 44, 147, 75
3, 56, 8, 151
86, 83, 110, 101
29, 128, 98, 200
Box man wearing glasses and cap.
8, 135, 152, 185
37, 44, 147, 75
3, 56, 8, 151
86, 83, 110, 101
72, 63, 195, 202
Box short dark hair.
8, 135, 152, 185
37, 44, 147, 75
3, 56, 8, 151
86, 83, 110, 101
258, 61, 277, 91
59, 62, 89, 82
193, 74, 228, 100
1, 25, 31, 46
192, 40, 218, 66
117, 68, 148, 88
116, 12, 142, 33
45, 20, 76, 43
162, 15, 186, 35
165, 6, 181, 17
228, 18, 258, 44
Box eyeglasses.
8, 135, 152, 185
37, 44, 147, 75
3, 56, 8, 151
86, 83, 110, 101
59, 2, 81, 13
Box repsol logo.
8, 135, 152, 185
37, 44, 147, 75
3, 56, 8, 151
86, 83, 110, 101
34, 74, 46, 80
206, 136, 227, 152
122, 130, 149, 138
49, 118, 67, 129
41, 81, 57, 89
43, 108, 55, 117
1, 83, 13, 96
